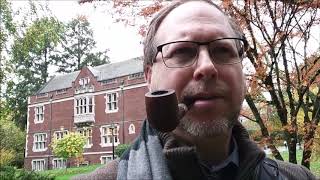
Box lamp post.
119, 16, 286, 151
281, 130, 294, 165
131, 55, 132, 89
110, 123, 115, 160
48, 94, 53, 170
120, 80, 125, 144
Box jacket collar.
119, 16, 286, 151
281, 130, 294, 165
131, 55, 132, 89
158, 120, 265, 180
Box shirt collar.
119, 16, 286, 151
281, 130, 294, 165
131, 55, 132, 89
200, 137, 239, 172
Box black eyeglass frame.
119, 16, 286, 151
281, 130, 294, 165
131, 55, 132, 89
154, 37, 248, 68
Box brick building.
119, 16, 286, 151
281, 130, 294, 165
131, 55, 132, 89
24, 57, 148, 171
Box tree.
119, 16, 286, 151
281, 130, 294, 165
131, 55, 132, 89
6, 16, 64, 129
50, 132, 86, 169
0, 0, 16, 97
223, 1, 320, 168
12, 16, 64, 84
0, 100, 25, 167
53, 15, 109, 73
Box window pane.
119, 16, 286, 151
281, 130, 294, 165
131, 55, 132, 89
89, 97, 92, 104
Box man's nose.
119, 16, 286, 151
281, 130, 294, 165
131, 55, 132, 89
193, 46, 218, 81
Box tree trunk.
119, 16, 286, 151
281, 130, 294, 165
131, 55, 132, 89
287, 130, 297, 164
245, 95, 283, 160
301, 122, 315, 169
302, 88, 320, 169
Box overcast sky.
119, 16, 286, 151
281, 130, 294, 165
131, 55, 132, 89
12, 1, 144, 63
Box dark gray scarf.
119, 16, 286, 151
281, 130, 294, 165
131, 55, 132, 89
117, 121, 172, 180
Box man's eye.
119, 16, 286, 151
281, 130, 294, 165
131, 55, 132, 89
171, 47, 196, 58
211, 46, 237, 60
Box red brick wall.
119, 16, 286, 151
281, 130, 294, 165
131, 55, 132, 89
25, 67, 149, 170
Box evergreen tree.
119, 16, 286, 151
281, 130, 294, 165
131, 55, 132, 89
53, 15, 109, 73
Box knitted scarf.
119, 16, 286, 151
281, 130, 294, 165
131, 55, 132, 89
117, 121, 172, 180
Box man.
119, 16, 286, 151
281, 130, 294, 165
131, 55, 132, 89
74, 0, 317, 179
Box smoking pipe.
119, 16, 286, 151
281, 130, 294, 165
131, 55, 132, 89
145, 89, 189, 132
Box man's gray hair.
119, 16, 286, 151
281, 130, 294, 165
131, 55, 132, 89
142, 0, 244, 72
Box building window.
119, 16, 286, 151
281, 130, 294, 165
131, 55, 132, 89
129, 72, 144, 80
34, 106, 44, 123
32, 159, 45, 171
100, 156, 113, 164
79, 77, 90, 87
128, 124, 135, 134
56, 88, 67, 95
33, 133, 47, 152
75, 96, 94, 115
36, 93, 48, 98
77, 127, 93, 148
101, 78, 117, 85
54, 130, 68, 140
105, 93, 118, 113
52, 158, 66, 169
100, 125, 120, 147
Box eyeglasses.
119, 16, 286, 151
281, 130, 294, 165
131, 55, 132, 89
155, 38, 247, 68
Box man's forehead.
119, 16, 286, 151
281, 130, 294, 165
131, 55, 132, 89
165, 1, 225, 22
155, 1, 233, 43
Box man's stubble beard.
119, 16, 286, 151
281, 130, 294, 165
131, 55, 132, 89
178, 109, 240, 138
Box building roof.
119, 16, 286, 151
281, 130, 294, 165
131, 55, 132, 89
37, 57, 143, 94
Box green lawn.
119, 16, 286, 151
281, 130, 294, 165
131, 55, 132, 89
39, 164, 102, 180
269, 150, 320, 177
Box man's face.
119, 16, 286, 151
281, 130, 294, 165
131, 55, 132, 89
145, 2, 245, 137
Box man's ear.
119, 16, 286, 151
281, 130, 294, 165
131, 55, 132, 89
144, 65, 152, 90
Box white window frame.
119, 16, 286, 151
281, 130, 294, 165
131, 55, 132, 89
74, 96, 94, 115
100, 125, 120, 147
128, 72, 144, 80
52, 158, 67, 169
79, 77, 90, 87
100, 155, 113, 164
31, 159, 46, 171
36, 93, 48, 99
101, 78, 117, 85
33, 133, 47, 152
56, 88, 67, 95
128, 124, 136, 134
54, 130, 69, 140
34, 106, 45, 123
105, 93, 118, 113
77, 127, 93, 148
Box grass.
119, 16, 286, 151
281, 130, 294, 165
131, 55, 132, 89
268, 149, 320, 177
39, 164, 102, 180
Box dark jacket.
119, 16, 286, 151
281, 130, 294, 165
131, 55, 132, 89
73, 121, 318, 180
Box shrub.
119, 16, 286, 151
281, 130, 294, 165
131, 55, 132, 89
0, 149, 15, 166
51, 132, 86, 167
0, 166, 55, 180
0, 166, 15, 180
115, 144, 130, 157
